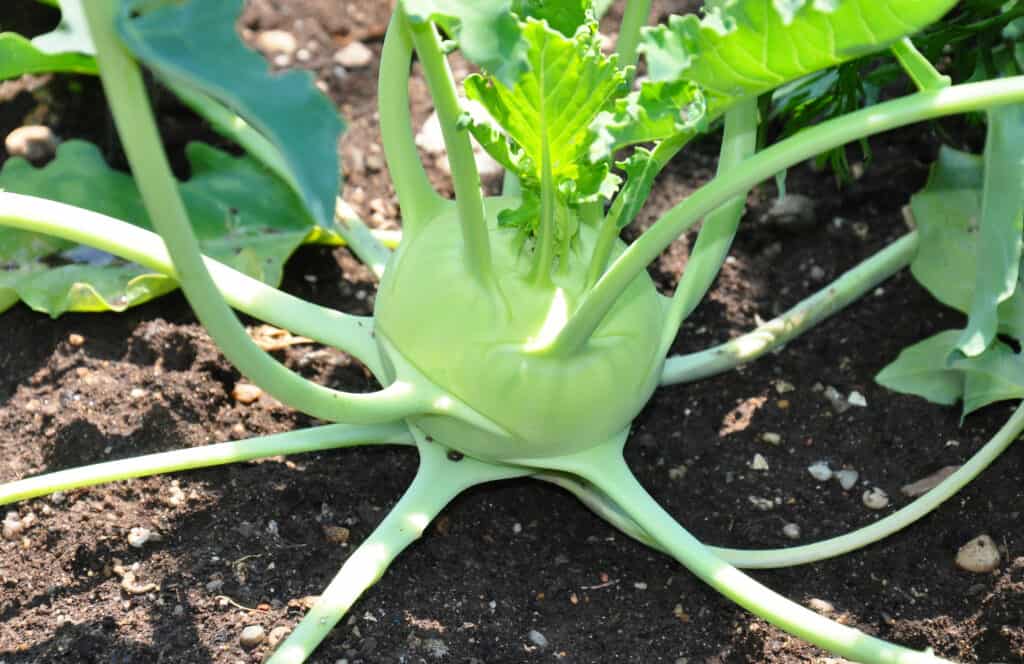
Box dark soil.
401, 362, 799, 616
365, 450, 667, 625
1, 2, 1022, 663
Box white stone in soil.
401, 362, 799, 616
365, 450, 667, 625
5, 125, 59, 162
834, 469, 859, 491
782, 523, 801, 540
127, 526, 155, 548
528, 630, 549, 649
847, 390, 867, 407
955, 534, 1001, 573
862, 487, 889, 510
808, 460, 832, 482
334, 41, 373, 68
254, 30, 297, 56
749, 453, 769, 471
239, 624, 266, 650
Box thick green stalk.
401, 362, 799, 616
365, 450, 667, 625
380, 12, 446, 232
659, 98, 759, 356
533, 102, 556, 285
891, 37, 951, 91
585, 132, 691, 288
563, 441, 953, 664
335, 199, 394, 280
266, 433, 530, 663
549, 76, 1024, 357
0, 192, 385, 378
407, 18, 495, 288
83, 0, 427, 424
661, 232, 919, 384
0, 423, 413, 506
616, 0, 653, 74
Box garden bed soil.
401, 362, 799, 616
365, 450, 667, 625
1, 1, 1022, 663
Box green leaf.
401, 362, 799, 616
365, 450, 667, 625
464, 19, 628, 196
512, 0, 591, 36
402, 0, 528, 86
952, 341, 1024, 415
610, 148, 661, 229
640, 0, 959, 105
954, 103, 1024, 357
0, 0, 97, 81
588, 78, 708, 161
116, 0, 344, 230
910, 146, 1024, 340
875, 330, 965, 405
0, 140, 331, 317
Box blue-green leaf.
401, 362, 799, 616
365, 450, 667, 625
910, 146, 1024, 340
116, 0, 344, 230
954, 104, 1024, 357
953, 341, 1024, 415
0, 140, 333, 317
875, 330, 965, 406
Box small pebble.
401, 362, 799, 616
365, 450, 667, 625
334, 41, 373, 68
835, 469, 859, 491
760, 432, 782, 446
633, 581, 648, 590
782, 523, 801, 540
232, 383, 263, 404
323, 526, 350, 545
862, 487, 889, 510
901, 466, 959, 497
239, 624, 266, 650
127, 526, 155, 548
668, 464, 687, 481
764, 194, 817, 231
809, 265, 826, 282
956, 534, 1001, 573
749, 453, 769, 471
822, 386, 851, 413
5, 125, 59, 163
512, 522, 522, 535
415, 111, 446, 155
847, 391, 867, 407
748, 496, 774, 511
129, 387, 147, 400
808, 461, 833, 482
806, 597, 835, 614
2, 512, 27, 540
254, 30, 297, 56
68, 333, 85, 347
527, 629, 548, 649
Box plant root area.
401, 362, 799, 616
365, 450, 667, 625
1, 1, 1022, 662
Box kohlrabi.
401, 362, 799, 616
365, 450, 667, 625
3, 1, 1024, 663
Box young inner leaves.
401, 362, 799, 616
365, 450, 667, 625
464, 19, 628, 266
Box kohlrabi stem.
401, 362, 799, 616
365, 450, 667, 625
380, 12, 447, 232
533, 101, 557, 285
616, 0, 653, 74
711, 400, 1024, 568
0, 423, 413, 506
83, 0, 426, 424
550, 76, 1024, 357
0, 192, 387, 377
585, 132, 691, 288
660, 231, 919, 384
266, 435, 530, 664
568, 443, 953, 664
891, 37, 951, 91
659, 98, 759, 356
406, 18, 495, 289
335, 199, 393, 280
